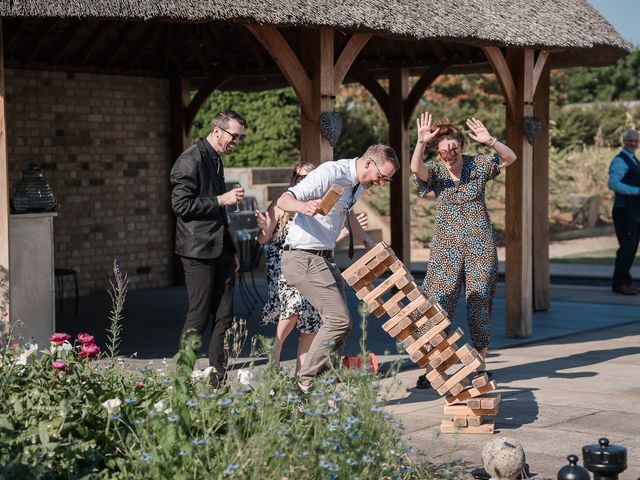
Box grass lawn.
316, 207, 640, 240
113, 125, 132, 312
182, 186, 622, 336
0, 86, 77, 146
553, 248, 640, 265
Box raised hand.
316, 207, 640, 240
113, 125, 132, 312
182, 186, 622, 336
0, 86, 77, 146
255, 210, 271, 231
416, 112, 440, 144
466, 118, 493, 145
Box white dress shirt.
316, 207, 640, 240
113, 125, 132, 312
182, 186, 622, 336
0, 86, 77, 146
285, 158, 362, 250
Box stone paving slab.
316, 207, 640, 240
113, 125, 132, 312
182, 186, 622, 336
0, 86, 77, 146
382, 322, 640, 478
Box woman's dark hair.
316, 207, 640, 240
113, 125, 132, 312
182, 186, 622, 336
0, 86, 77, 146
427, 119, 465, 150
288, 162, 315, 187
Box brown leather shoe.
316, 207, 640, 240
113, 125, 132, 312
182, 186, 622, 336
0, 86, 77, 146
627, 283, 640, 293
612, 284, 638, 295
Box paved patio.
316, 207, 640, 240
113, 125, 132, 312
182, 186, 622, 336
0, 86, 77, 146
55, 264, 640, 477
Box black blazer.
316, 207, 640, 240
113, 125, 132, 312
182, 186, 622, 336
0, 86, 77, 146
170, 139, 235, 259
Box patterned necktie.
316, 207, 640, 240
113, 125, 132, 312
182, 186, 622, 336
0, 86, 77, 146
347, 183, 360, 259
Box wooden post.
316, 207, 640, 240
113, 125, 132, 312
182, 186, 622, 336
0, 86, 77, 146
300, 28, 335, 165
0, 19, 10, 331
504, 48, 534, 337
532, 59, 550, 310
170, 77, 191, 285
388, 67, 410, 265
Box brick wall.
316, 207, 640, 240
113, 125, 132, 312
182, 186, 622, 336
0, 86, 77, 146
5, 69, 174, 296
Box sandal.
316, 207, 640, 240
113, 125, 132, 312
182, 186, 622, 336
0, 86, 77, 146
416, 374, 431, 389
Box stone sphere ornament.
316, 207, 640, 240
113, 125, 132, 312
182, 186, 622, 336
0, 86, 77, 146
481, 437, 526, 480
319, 111, 343, 146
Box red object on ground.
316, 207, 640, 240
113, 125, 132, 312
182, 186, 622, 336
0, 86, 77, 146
342, 352, 379, 373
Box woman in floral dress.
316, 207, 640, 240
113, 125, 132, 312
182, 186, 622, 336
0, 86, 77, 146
256, 163, 367, 372
410, 113, 517, 388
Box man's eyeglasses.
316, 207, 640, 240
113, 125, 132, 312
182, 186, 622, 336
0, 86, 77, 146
218, 126, 246, 143
436, 146, 461, 160
368, 158, 394, 182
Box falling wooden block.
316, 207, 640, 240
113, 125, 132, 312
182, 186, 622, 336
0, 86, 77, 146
362, 262, 410, 304
405, 317, 451, 356
480, 394, 501, 410
382, 296, 430, 332
436, 357, 483, 396
429, 333, 446, 347
472, 373, 490, 388
317, 184, 344, 215
355, 284, 374, 300
429, 345, 457, 369
341, 242, 387, 279
380, 285, 420, 318
415, 328, 463, 368
448, 379, 470, 397
440, 419, 494, 434
445, 380, 498, 405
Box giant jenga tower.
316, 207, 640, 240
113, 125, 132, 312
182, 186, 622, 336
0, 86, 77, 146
341, 242, 500, 434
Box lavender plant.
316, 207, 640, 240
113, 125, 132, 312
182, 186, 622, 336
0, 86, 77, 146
105, 259, 127, 358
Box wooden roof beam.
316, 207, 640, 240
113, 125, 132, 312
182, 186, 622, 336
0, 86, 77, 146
482, 46, 516, 120
76, 22, 110, 65
124, 23, 158, 70
246, 24, 313, 118
348, 66, 389, 118
25, 19, 61, 62
185, 71, 234, 129
403, 61, 449, 126
533, 50, 550, 95
52, 21, 86, 64
334, 32, 372, 89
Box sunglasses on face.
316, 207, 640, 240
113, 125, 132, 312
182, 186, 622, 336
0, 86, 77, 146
436, 146, 461, 160
218, 126, 246, 143
368, 158, 394, 182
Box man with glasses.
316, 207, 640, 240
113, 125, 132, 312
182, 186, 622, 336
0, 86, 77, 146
170, 110, 246, 387
608, 129, 640, 295
277, 144, 399, 392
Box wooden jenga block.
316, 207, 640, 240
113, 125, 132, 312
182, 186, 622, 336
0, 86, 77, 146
382, 296, 430, 332
342, 242, 387, 279
436, 357, 483, 395
471, 373, 490, 388
388, 316, 415, 337
380, 284, 420, 318
317, 184, 344, 215
362, 262, 410, 304
415, 328, 463, 367
448, 378, 469, 397
405, 316, 451, 356
412, 308, 445, 331
453, 417, 467, 427
355, 285, 374, 301
440, 419, 494, 434
432, 344, 475, 372
480, 394, 501, 410
426, 367, 447, 383
429, 332, 446, 347
466, 416, 484, 427
445, 380, 497, 405
442, 404, 499, 417
401, 311, 446, 352
429, 345, 456, 369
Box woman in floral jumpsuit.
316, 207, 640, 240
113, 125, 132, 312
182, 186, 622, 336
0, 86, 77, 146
410, 113, 517, 389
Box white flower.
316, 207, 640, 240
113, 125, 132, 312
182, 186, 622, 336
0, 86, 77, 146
102, 398, 122, 415
153, 400, 164, 412
15, 343, 38, 366
191, 366, 215, 381
59, 341, 72, 352
237, 368, 258, 387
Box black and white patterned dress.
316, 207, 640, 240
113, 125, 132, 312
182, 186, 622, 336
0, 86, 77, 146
260, 217, 322, 333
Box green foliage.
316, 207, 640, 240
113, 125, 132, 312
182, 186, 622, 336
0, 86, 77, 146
192, 88, 301, 167
564, 49, 640, 103
0, 268, 463, 479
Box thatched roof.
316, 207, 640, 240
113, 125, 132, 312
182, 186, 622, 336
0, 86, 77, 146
0, 0, 629, 83
2, 0, 628, 51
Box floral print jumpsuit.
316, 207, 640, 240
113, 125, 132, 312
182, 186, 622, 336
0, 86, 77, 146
413, 153, 501, 351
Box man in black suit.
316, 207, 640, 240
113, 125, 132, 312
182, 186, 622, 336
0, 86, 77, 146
170, 110, 246, 386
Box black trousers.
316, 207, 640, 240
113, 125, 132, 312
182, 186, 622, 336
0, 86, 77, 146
612, 207, 640, 287
180, 249, 235, 387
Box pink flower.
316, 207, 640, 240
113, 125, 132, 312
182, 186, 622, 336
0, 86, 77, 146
10, 342, 20, 351
77, 333, 94, 344
79, 343, 101, 358
51, 360, 68, 372
134, 381, 145, 389
49, 333, 71, 346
